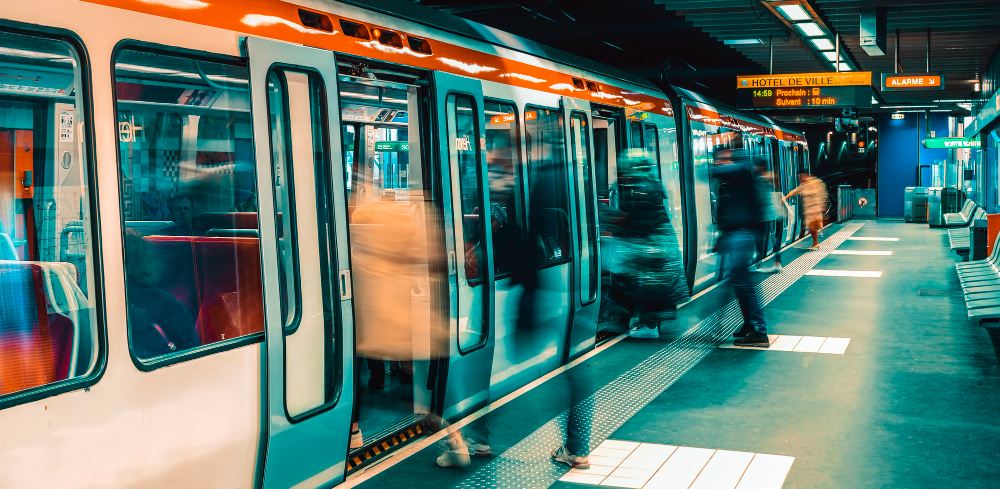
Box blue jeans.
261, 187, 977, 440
719, 229, 767, 334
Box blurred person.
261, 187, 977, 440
784, 173, 828, 250
610, 159, 689, 339
753, 168, 787, 273
512, 162, 592, 469
749, 163, 776, 273
713, 149, 770, 347
123, 228, 199, 358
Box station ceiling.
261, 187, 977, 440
409, 0, 1000, 124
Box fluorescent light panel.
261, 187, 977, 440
822, 51, 839, 61
811, 38, 835, 50
838, 63, 853, 71
724, 38, 764, 46
796, 22, 825, 37
778, 4, 811, 21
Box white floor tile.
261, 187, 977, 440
600, 440, 642, 450
609, 467, 657, 480
792, 336, 825, 352
632, 443, 678, 459
734, 454, 795, 489
590, 455, 627, 467
560, 471, 606, 485
818, 337, 851, 355
830, 249, 892, 255
861, 271, 883, 277
688, 450, 755, 489
719, 342, 743, 349
847, 236, 898, 241
571, 465, 618, 476
645, 472, 702, 489
619, 457, 669, 470
600, 476, 647, 488
768, 335, 802, 351
592, 447, 637, 458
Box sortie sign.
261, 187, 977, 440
922, 137, 980, 149
737, 72, 872, 89
881, 74, 945, 92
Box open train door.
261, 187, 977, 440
245, 37, 355, 488
432, 71, 497, 419
563, 97, 601, 355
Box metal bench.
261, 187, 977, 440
948, 208, 987, 257
944, 199, 978, 227
956, 232, 1000, 320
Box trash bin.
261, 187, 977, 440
927, 187, 944, 227
904, 187, 928, 223
972, 219, 988, 261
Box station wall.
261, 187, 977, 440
876, 112, 951, 217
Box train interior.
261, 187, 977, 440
0, 31, 97, 397
338, 71, 441, 448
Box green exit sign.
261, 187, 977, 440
374, 141, 409, 152
922, 137, 980, 149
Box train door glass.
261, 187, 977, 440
0, 31, 100, 403
246, 37, 353, 489
339, 77, 440, 447
629, 120, 643, 149
570, 112, 598, 303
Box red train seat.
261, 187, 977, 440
142, 236, 200, 319
190, 237, 264, 343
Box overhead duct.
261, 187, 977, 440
860, 7, 887, 56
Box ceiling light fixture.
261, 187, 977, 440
811, 38, 835, 51
838, 63, 853, 71
822, 51, 839, 61
796, 22, 824, 37
777, 4, 811, 21
724, 38, 765, 46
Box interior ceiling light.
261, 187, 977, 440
777, 4, 811, 21
724, 38, 765, 46
811, 38, 835, 50
796, 22, 825, 37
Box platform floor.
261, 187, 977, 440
346, 220, 1000, 489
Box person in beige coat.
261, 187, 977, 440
784, 173, 828, 250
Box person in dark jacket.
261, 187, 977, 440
713, 149, 770, 347
611, 159, 689, 339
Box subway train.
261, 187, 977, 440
0, 0, 809, 487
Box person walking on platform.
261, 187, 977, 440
785, 173, 828, 251
713, 149, 770, 347
755, 169, 788, 273
608, 158, 689, 339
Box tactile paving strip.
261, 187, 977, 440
453, 223, 863, 489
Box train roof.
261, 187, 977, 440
673, 86, 806, 139
327, 0, 660, 93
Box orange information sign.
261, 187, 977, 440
490, 113, 516, 125
737, 72, 872, 89
881, 74, 945, 91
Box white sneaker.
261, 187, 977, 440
551, 445, 591, 469
629, 326, 659, 339
350, 429, 363, 449
435, 439, 471, 468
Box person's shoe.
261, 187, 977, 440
551, 445, 590, 469
734, 332, 770, 347
732, 325, 753, 338
350, 429, 364, 449
468, 442, 491, 457
629, 326, 659, 339
807, 245, 820, 251
436, 439, 471, 468
770, 263, 783, 273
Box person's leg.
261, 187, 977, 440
727, 230, 767, 341
772, 220, 784, 266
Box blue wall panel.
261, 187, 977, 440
876, 113, 952, 217
877, 113, 918, 217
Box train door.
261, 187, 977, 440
592, 114, 618, 339
565, 98, 600, 355
433, 72, 496, 418
245, 38, 354, 488
338, 70, 441, 454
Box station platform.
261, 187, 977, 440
345, 220, 1000, 489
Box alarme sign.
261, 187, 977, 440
881, 74, 945, 92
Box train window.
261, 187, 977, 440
629, 120, 643, 149
644, 123, 661, 178
484, 100, 524, 278
266, 68, 339, 418
447, 94, 486, 285
570, 112, 598, 303
524, 106, 571, 266
0, 31, 101, 401
114, 48, 263, 366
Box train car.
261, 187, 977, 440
0, 1, 806, 487
670, 87, 810, 292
